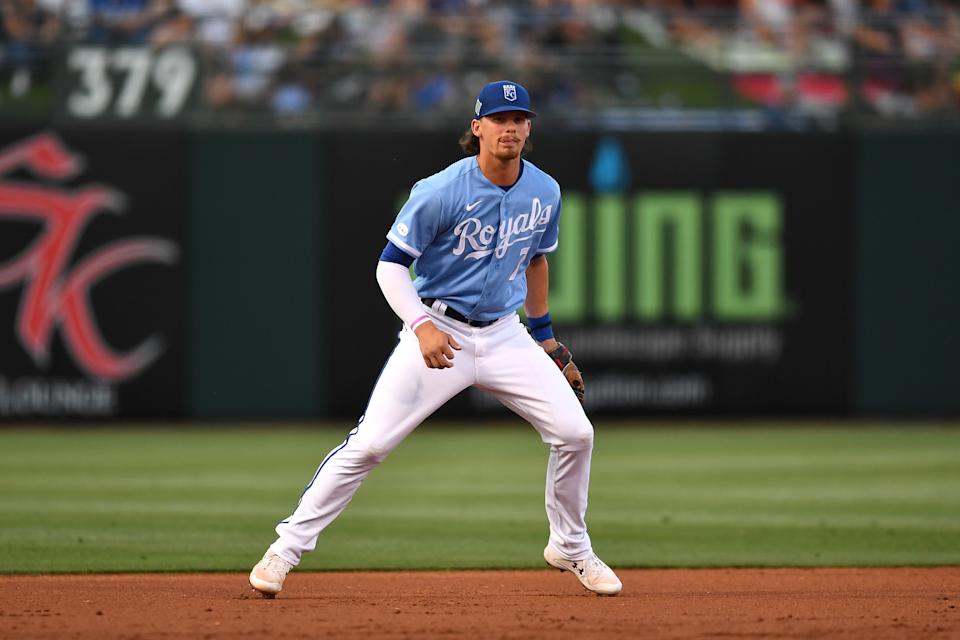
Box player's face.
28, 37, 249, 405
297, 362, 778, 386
473, 111, 532, 160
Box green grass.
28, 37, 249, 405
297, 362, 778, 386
0, 424, 958, 573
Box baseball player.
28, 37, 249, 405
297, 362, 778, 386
250, 80, 621, 597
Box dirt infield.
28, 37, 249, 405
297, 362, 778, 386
1, 568, 958, 639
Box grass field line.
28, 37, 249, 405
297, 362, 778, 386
596, 452, 960, 469
2, 481, 955, 505
3, 440, 956, 458
596, 484, 959, 501
2, 499, 958, 531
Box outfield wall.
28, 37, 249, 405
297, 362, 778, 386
0, 127, 955, 420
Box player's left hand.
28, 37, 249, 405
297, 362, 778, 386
540, 339, 585, 403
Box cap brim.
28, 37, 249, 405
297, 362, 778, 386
475, 106, 537, 119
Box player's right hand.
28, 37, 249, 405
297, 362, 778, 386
413, 322, 462, 369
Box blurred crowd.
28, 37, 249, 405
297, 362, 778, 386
2, 0, 959, 125
662, 0, 960, 119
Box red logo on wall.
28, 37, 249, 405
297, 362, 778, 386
0, 132, 179, 382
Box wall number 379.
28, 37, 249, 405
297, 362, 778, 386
66, 47, 197, 119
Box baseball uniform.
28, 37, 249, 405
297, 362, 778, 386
251, 80, 621, 597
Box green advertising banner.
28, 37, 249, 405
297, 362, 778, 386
321, 131, 855, 417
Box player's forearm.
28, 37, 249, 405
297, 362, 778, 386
523, 255, 550, 317
375, 261, 431, 331
524, 256, 559, 349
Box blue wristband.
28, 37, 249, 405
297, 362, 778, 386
527, 313, 554, 342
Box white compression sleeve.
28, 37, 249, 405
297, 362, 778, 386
376, 261, 431, 331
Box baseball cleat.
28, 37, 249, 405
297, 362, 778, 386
249, 550, 293, 598
544, 545, 622, 596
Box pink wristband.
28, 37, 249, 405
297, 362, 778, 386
410, 314, 430, 330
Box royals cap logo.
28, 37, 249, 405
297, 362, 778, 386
472, 80, 536, 119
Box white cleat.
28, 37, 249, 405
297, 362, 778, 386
249, 551, 294, 598
544, 545, 622, 596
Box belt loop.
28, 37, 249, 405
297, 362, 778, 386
437, 300, 448, 315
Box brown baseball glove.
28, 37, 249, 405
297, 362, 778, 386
545, 341, 585, 403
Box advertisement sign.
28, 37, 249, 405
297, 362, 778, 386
323, 131, 854, 417
0, 129, 187, 418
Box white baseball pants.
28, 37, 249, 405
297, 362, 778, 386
270, 308, 595, 565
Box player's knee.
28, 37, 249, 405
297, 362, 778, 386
362, 444, 389, 465
348, 441, 389, 465
557, 419, 593, 451
574, 426, 594, 449
339, 439, 390, 469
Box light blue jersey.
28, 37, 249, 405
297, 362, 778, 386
386, 156, 561, 321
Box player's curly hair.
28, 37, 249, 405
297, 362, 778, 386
459, 129, 533, 156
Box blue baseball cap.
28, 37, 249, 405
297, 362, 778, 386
473, 80, 537, 119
